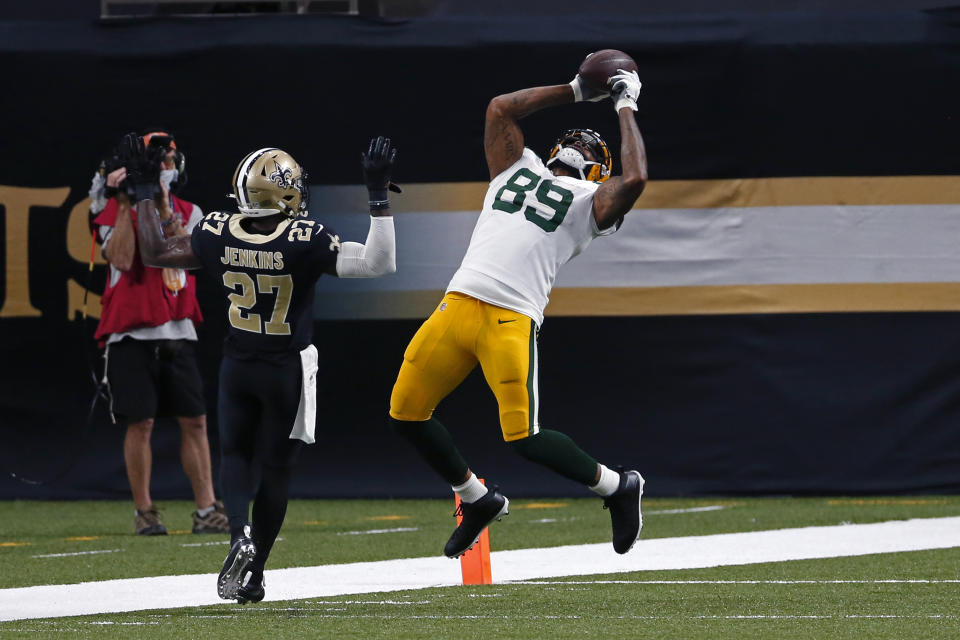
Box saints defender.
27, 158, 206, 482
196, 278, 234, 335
389, 64, 648, 557
132, 136, 400, 603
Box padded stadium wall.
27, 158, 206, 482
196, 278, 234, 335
0, 8, 959, 498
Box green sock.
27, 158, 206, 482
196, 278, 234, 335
509, 429, 598, 486
389, 416, 469, 485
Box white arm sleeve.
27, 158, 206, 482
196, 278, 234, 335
335, 215, 397, 278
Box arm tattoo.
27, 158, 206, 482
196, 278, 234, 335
593, 111, 648, 228
501, 122, 517, 159
485, 85, 573, 179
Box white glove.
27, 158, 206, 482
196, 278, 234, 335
610, 69, 641, 112
569, 74, 610, 103
88, 171, 109, 214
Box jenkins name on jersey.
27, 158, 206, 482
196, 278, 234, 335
191, 212, 340, 361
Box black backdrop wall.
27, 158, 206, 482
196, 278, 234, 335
1, 8, 959, 499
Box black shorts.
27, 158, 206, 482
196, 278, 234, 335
104, 338, 206, 424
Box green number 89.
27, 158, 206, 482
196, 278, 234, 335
492, 168, 574, 233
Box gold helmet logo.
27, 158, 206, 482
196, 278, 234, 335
231, 148, 309, 218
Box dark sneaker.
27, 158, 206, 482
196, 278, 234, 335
218, 536, 257, 600
443, 487, 509, 558
192, 501, 229, 534
602, 469, 644, 554
134, 505, 167, 536
236, 569, 266, 605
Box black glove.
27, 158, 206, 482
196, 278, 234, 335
361, 136, 402, 204
118, 132, 162, 202
116, 132, 143, 167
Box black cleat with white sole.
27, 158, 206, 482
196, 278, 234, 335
236, 569, 265, 604
602, 469, 645, 554
218, 536, 257, 600
444, 487, 509, 558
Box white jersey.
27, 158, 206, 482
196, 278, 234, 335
446, 148, 617, 326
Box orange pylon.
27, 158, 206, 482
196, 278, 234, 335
454, 480, 493, 585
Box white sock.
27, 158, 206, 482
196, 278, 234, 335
452, 473, 489, 503
589, 464, 621, 497
197, 504, 215, 517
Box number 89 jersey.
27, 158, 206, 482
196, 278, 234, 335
446, 147, 617, 327
191, 212, 340, 361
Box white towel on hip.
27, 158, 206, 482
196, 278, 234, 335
289, 344, 318, 444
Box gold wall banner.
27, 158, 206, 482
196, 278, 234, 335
307, 283, 960, 320
546, 283, 960, 317
312, 175, 960, 320
310, 175, 960, 214
2, 177, 959, 323
0, 187, 104, 321
66, 196, 105, 320
632, 176, 960, 209
0, 186, 70, 318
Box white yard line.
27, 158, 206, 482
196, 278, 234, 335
31, 549, 121, 559
530, 505, 725, 524
336, 527, 419, 536
181, 536, 282, 548
645, 505, 726, 515
1, 516, 958, 622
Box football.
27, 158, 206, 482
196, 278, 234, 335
577, 49, 638, 92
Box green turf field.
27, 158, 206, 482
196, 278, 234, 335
1, 496, 959, 638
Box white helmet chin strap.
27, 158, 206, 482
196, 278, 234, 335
546, 146, 600, 181
227, 194, 284, 217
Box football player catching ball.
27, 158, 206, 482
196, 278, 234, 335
389, 57, 648, 557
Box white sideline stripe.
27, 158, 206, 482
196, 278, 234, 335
1, 516, 958, 622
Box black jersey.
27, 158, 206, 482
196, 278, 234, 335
191, 212, 339, 360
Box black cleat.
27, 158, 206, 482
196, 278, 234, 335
444, 487, 509, 558
217, 536, 256, 600
603, 469, 645, 554
236, 569, 265, 604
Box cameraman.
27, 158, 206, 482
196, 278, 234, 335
90, 130, 228, 536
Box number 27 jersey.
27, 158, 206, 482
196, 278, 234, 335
191, 212, 340, 360
446, 147, 617, 327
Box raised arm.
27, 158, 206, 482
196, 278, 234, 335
135, 196, 203, 269
335, 136, 398, 278
484, 85, 573, 179
114, 132, 201, 269
592, 70, 648, 230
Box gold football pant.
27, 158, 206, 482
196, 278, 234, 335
389, 292, 540, 442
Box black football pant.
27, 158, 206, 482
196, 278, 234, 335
218, 355, 304, 572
